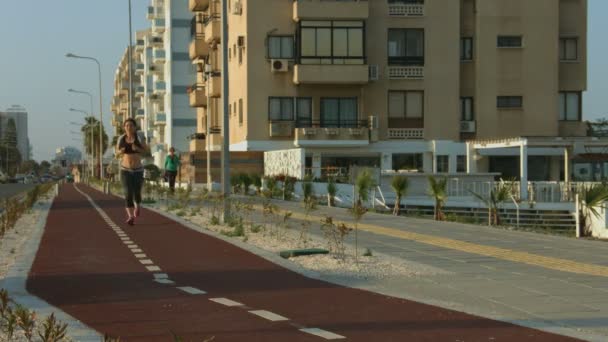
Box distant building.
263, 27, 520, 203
3, 105, 30, 161
54, 146, 82, 167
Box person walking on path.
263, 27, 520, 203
116, 118, 148, 225
164, 147, 180, 193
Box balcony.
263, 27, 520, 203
154, 81, 167, 94
189, 84, 207, 107
388, 3, 425, 17
152, 18, 166, 33
149, 35, 163, 48
460, 121, 476, 133
135, 109, 145, 118
388, 128, 424, 140
293, 64, 369, 85
147, 6, 164, 19
293, 0, 369, 21
189, 0, 210, 12
204, 16, 221, 44
294, 120, 370, 147
207, 75, 221, 97
269, 121, 295, 138
135, 39, 145, 51
134, 63, 145, 75
153, 49, 166, 64
135, 86, 145, 96
189, 38, 209, 60
388, 66, 424, 80
155, 113, 167, 125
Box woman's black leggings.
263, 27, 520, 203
121, 170, 144, 208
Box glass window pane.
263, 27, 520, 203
281, 37, 293, 58
281, 98, 294, 120
301, 29, 316, 56
317, 28, 332, 56
348, 29, 363, 57
388, 92, 404, 118
321, 99, 339, 127
269, 37, 280, 58
566, 39, 577, 60
340, 98, 357, 126
406, 92, 423, 118
567, 93, 579, 120
269, 99, 281, 120
559, 39, 566, 60
406, 30, 424, 57
388, 30, 405, 57
333, 29, 348, 56
297, 98, 311, 120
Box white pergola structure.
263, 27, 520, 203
466, 137, 608, 200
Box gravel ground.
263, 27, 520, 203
156, 202, 447, 284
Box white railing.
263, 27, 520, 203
388, 4, 425, 17
388, 128, 424, 140
388, 66, 424, 79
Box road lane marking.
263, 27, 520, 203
155, 279, 175, 285
249, 310, 289, 322
154, 273, 169, 279
140, 259, 153, 265
177, 286, 206, 295
300, 328, 345, 340
146, 265, 161, 272
210, 298, 243, 307
134, 254, 147, 258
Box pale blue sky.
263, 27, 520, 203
0, 1, 607, 161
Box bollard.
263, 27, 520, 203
55, 184, 59, 196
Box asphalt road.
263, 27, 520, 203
0, 184, 35, 199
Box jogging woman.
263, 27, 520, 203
116, 118, 148, 225
164, 147, 180, 193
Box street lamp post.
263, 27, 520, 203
128, 0, 134, 119
70, 108, 94, 178
66, 53, 104, 179
221, 0, 231, 221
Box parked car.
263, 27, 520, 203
66, 174, 74, 183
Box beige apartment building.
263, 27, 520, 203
186, 0, 590, 182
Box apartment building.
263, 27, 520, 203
112, 0, 197, 168
3, 105, 30, 161
186, 0, 588, 182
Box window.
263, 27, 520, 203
268, 36, 294, 59
559, 37, 578, 61
320, 98, 358, 127
296, 98, 313, 127
461, 37, 473, 61
436, 155, 449, 173
238, 99, 243, 125
228, 103, 232, 116
269, 97, 294, 121
233, 102, 237, 116
497, 96, 523, 109
497, 35, 522, 48
559, 92, 581, 121
299, 21, 365, 64
461, 97, 474, 121
388, 29, 424, 65
388, 91, 423, 118
457, 155, 467, 173
238, 47, 243, 64
393, 153, 423, 172
389, 0, 424, 3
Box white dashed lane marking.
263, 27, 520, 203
127, 244, 139, 249
134, 254, 147, 258
249, 310, 289, 322
299, 328, 346, 340
154, 273, 169, 279
210, 298, 244, 307
131, 248, 143, 253
177, 286, 206, 295
146, 266, 161, 272
140, 259, 154, 265
155, 279, 175, 285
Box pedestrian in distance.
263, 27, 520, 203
116, 118, 149, 225
164, 147, 180, 193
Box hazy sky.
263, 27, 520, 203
0, 1, 607, 161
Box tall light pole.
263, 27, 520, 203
68, 89, 94, 177
221, 0, 231, 220
128, 0, 134, 119
70, 108, 94, 178
66, 53, 104, 179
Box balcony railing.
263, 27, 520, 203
135, 86, 145, 96
152, 18, 166, 33
189, 0, 210, 12
154, 81, 167, 93
136, 109, 145, 117
153, 49, 166, 63
293, 0, 369, 21
188, 83, 207, 107
155, 113, 167, 124
293, 64, 369, 85
204, 15, 221, 43
189, 36, 209, 60
134, 63, 145, 75
388, 128, 424, 139
388, 3, 425, 17
294, 119, 369, 129
388, 66, 424, 79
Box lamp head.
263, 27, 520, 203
66, 53, 76, 58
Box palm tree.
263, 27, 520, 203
428, 176, 448, 221
578, 183, 608, 236
470, 181, 514, 226
391, 176, 409, 216
351, 169, 375, 262
327, 177, 337, 207
81, 116, 109, 177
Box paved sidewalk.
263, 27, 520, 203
24, 184, 582, 341
253, 198, 608, 341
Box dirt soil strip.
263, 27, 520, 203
26, 185, 582, 342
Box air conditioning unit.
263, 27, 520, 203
368, 116, 378, 129
232, 0, 243, 15
271, 59, 289, 73
369, 64, 379, 81
460, 121, 476, 133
